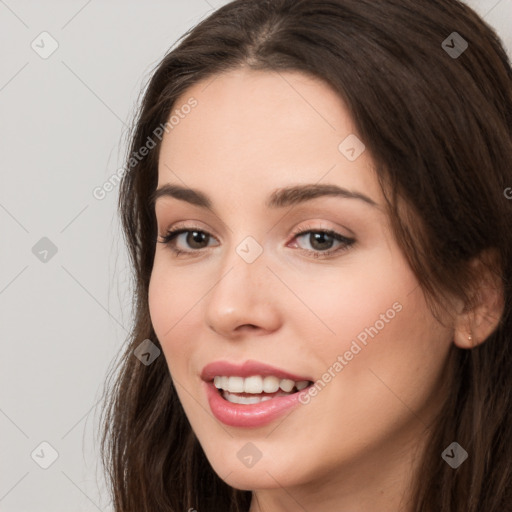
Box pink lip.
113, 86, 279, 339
204, 381, 311, 428
200, 360, 313, 428
200, 359, 312, 382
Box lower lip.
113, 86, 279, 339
204, 381, 310, 428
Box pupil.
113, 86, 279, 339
188, 231, 207, 248
311, 232, 332, 250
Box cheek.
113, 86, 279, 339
148, 264, 172, 338
147, 261, 198, 373
148, 254, 202, 329
309, 270, 452, 435
282, 250, 417, 353
287, 247, 450, 395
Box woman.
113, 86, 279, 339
100, 0, 512, 510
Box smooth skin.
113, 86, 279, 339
148, 68, 503, 512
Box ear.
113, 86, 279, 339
453, 248, 505, 349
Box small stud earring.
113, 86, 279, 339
468, 334, 472, 342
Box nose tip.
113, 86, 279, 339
203, 242, 283, 338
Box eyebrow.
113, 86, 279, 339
150, 183, 378, 210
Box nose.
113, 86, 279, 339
204, 246, 281, 338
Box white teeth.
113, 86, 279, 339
262, 376, 280, 393
244, 376, 263, 393
227, 376, 244, 393
280, 379, 295, 392
213, 375, 311, 394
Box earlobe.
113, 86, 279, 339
453, 250, 505, 349
454, 329, 477, 349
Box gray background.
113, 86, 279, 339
1, 1, 510, 510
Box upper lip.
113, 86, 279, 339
201, 359, 313, 382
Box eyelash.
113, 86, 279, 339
157, 224, 355, 259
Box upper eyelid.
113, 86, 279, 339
158, 217, 355, 236
160, 224, 354, 244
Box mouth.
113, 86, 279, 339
201, 360, 315, 427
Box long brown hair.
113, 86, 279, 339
99, 1, 512, 510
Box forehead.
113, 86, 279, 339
157, 67, 382, 207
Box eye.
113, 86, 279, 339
157, 227, 217, 256
288, 224, 355, 259
156, 223, 356, 259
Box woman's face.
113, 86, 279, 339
148, 68, 454, 494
